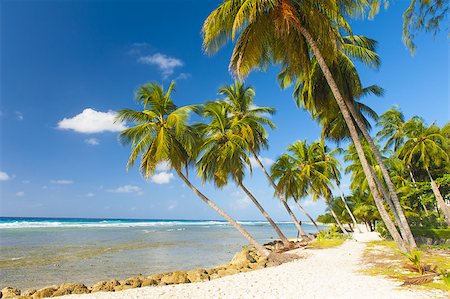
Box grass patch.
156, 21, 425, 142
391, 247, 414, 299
361, 240, 450, 295
309, 238, 345, 249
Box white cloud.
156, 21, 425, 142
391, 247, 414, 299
0, 171, 10, 181
15, 111, 24, 120
50, 179, 73, 184
108, 185, 142, 194
249, 156, 274, 169
168, 200, 177, 210
150, 171, 174, 184
85, 138, 100, 145
230, 190, 252, 210
138, 53, 183, 78
42, 185, 48, 190
175, 73, 191, 80
86, 193, 95, 197
302, 199, 316, 208
22, 180, 31, 184
16, 191, 25, 197
156, 161, 171, 171
57, 108, 126, 134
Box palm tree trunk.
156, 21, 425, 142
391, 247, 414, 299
296, 24, 408, 252
426, 168, 450, 226
321, 196, 349, 235
175, 169, 270, 256
343, 98, 417, 248
295, 201, 321, 233
251, 153, 309, 238
408, 170, 429, 215
335, 183, 361, 233
238, 182, 292, 247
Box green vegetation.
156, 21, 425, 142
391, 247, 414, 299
412, 228, 450, 240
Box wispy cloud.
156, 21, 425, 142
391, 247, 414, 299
15, 111, 24, 121
58, 108, 126, 134
0, 171, 10, 181
249, 156, 274, 169
168, 200, 177, 210
50, 179, 73, 185
138, 53, 183, 78
86, 192, 95, 197
230, 190, 252, 210
16, 191, 25, 197
175, 72, 191, 80
108, 185, 143, 195
85, 138, 100, 145
151, 172, 174, 184
302, 199, 316, 208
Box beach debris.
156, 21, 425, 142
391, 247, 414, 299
21, 289, 36, 297
1, 287, 20, 298
401, 274, 437, 286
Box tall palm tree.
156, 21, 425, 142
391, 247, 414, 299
117, 82, 269, 256
288, 37, 415, 247
197, 101, 292, 247
398, 118, 450, 225
202, 0, 409, 251
309, 141, 361, 233
271, 154, 321, 233
220, 81, 309, 238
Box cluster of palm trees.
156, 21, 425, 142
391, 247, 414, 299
117, 81, 321, 257
118, 0, 448, 254
199, 0, 448, 252
318, 107, 449, 233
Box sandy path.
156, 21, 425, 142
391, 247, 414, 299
61, 239, 443, 299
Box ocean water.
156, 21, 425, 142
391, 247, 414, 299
0, 217, 324, 290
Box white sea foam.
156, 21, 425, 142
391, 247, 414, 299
0, 220, 296, 229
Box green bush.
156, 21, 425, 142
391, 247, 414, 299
375, 223, 393, 240
317, 225, 348, 240
411, 228, 450, 239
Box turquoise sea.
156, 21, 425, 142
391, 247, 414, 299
0, 217, 324, 290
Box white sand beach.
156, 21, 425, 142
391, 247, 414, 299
61, 233, 445, 299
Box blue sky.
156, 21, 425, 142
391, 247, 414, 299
0, 0, 448, 221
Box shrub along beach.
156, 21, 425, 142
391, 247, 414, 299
1, 0, 449, 298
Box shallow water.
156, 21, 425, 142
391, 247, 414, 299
0, 218, 323, 290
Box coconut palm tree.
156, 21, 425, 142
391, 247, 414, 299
196, 101, 292, 247
376, 106, 407, 151
220, 81, 309, 238
117, 82, 269, 256
398, 118, 450, 225
271, 154, 321, 233
202, 0, 409, 251
309, 141, 361, 233
287, 37, 415, 247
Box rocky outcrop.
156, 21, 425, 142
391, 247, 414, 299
51, 283, 89, 296
8, 240, 305, 298
160, 271, 189, 284
1, 287, 21, 298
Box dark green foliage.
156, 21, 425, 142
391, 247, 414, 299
411, 228, 450, 240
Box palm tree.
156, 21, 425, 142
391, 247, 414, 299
288, 37, 415, 247
271, 154, 321, 233
220, 81, 309, 239
309, 141, 361, 233
117, 82, 269, 256
196, 101, 292, 247
202, 0, 409, 251
398, 118, 450, 225
376, 106, 407, 151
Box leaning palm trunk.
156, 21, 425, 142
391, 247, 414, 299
238, 182, 292, 247
296, 24, 408, 252
335, 182, 361, 233
321, 196, 349, 235
426, 168, 450, 226
343, 98, 417, 248
176, 169, 270, 256
294, 201, 321, 233
251, 153, 309, 239
408, 170, 429, 215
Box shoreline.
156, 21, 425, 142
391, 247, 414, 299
2, 232, 446, 299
